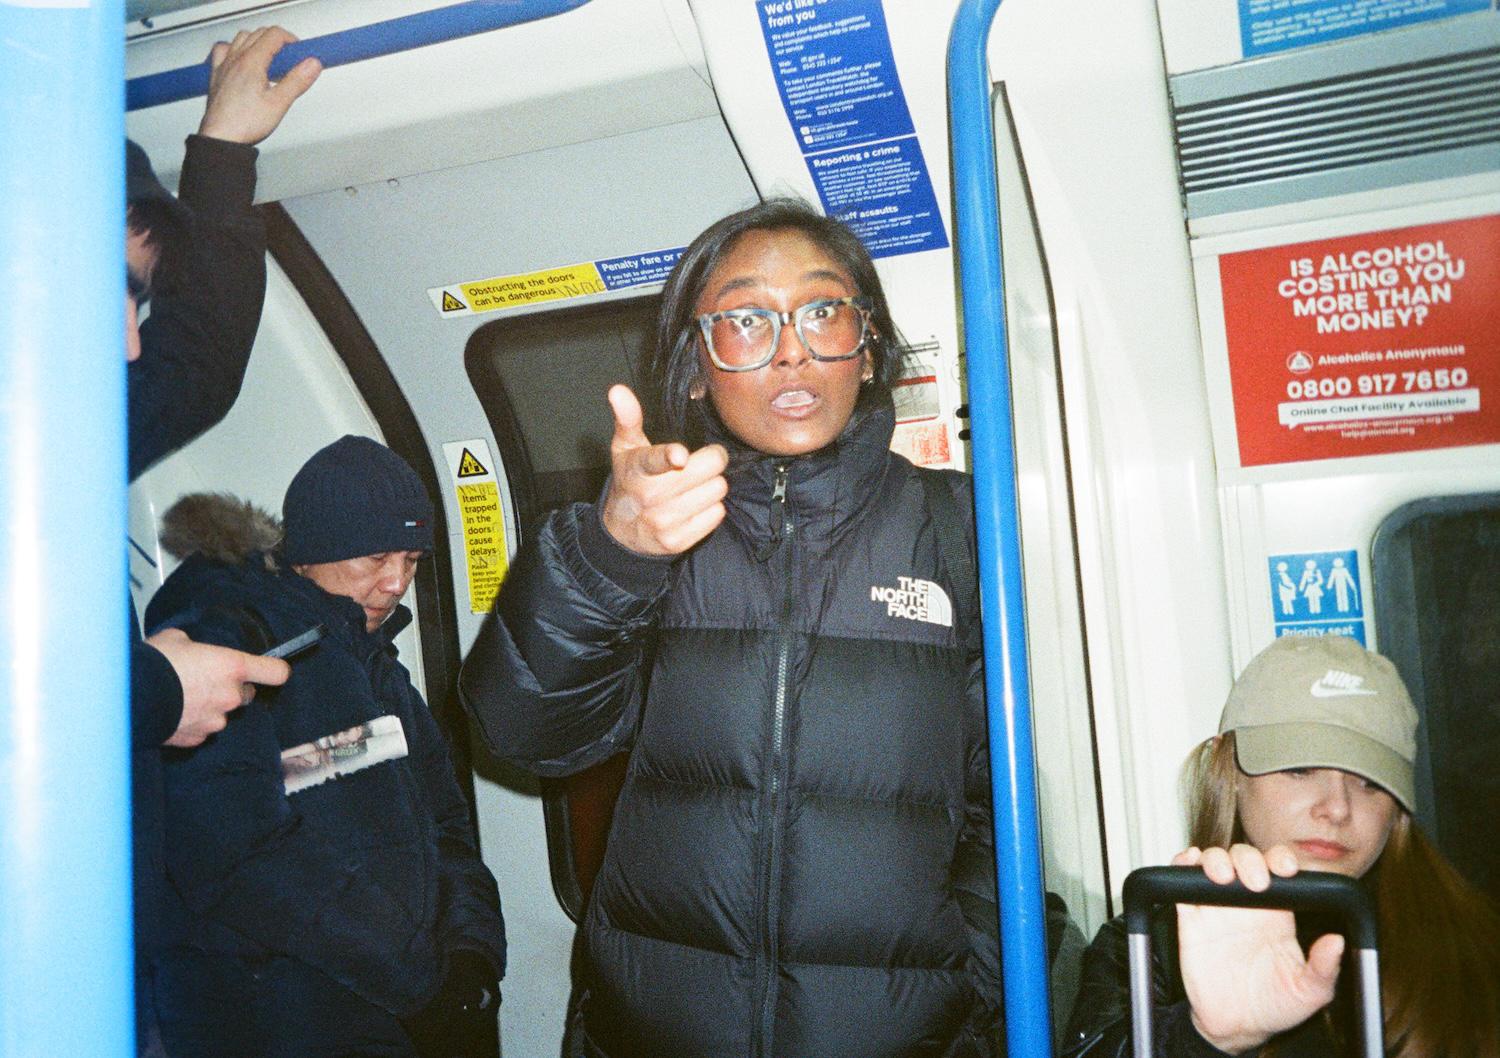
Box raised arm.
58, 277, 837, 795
128, 27, 320, 479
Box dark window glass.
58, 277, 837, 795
465, 296, 660, 532
1373, 493, 1500, 906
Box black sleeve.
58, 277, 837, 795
931, 470, 1003, 1053
458, 502, 670, 777
128, 135, 265, 481
1062, 915, 1238, 1058
131, 638, 184, 748
130, 595, 184, 747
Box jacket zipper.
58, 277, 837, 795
756, 463, 793, 1058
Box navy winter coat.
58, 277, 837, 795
461, 401, 1001, 1058
144, 502, 505, 1058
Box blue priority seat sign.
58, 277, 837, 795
1268, 549, 1366, 645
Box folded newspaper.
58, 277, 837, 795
281, 715, 408, 795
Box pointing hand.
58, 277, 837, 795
600, 385, 728, 556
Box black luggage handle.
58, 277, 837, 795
1120, 866, 1383, 1058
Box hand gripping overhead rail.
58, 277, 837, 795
128, 0, 596, 111
947, 3, 1054, 1057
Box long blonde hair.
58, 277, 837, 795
1183, 733, 1500, 1058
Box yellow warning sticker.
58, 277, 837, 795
428, 263, 606, 318
442, 439, 508, 614
455, 482, 506, 613
456, 448, 488, 478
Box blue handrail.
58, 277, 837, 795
947, 3, 1054, 1057
0, 2, 133, 1055
127, 0, 595, 111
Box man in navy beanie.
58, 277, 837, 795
140, 436, 506, 1058
281, 435, 438, 630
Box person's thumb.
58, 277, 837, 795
272, 55, 323, 105
608, 384, 651, 453
1302, 933, 1345, 997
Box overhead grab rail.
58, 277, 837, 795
127, 0, 595, 111
946, 3, 1054, 1057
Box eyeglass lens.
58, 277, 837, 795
708, 301, 866, 369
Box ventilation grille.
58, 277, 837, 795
1173, 45, 1500, 196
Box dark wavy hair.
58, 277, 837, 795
649, 198, 905, 441
127, 199, 189, 298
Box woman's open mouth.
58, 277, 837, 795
770, 388, 817, 413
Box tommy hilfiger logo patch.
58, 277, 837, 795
871, 577, 953, 627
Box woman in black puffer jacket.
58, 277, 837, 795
460, 199, 1001, 1058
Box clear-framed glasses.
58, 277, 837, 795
696, 296, 874, 372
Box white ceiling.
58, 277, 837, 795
128, 0, 218, 20
127, 0, 304, 28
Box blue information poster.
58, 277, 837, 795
1240, 0, 1490, 58
757, 0, 949, 259
1268, 549, 1367, 645
594, 247, 685, 292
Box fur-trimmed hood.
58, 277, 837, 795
160, 492, 284, 570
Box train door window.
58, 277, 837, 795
466, 298, 659, 530
464, 297, 660, 920
1372, 493, 1500, 906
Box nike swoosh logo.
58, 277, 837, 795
1309, 680, 1377, 698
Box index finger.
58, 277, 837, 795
241, 652, 291, 687
627, 441, 690, 477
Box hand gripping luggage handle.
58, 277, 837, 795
1121, 866, 1383, 1058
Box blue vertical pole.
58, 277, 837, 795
947, 3, 1054, 1056
0, 2, 133, 1056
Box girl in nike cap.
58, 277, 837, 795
1065, 634, 1500, 1057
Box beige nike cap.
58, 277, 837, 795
1220, 635, 1418, 811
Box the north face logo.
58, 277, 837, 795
871, 577, 953, 627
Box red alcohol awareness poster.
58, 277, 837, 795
1219, 214, 1500, 467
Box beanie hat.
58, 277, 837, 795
1220, 635, 1419, 811
282, 436, 434, 565
126, 139, 187, 220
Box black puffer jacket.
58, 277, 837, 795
461, 402, 1001, 1058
